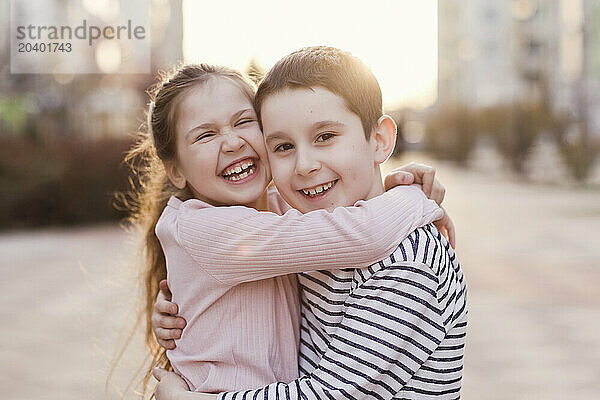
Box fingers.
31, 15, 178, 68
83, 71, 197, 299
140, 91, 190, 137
155, 298, 179, 316
433, 210, 456, 249
155, 325, 183, 339
157, 338, 176, 350
152, 313, 186, 330
429, 179, 446, 205
159, 279, 172, 301
421, 168, 435, 198
384, 170, 414, 191
393, 162, 436, 197
152, 367, 167, 381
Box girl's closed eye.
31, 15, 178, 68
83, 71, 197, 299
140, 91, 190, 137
195, 131, 216, 143
235, 118, 257, 127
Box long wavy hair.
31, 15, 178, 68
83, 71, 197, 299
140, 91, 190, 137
112, 63, 256, 398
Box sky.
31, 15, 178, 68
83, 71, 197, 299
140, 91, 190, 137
182, 0, 437, 110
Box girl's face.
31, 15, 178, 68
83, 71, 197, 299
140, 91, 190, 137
169, 77, 271, 207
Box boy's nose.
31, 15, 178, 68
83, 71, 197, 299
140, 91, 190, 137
294, 152, 321, 176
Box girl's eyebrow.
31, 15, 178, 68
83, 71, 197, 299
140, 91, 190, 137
185, 122, 216, 140
230, 108, 255, 121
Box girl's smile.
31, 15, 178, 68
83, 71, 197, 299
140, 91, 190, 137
168, 77, 271, 208
220, 156, 260, 184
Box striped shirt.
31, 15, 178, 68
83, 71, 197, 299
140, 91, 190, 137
221, 224, 467, 399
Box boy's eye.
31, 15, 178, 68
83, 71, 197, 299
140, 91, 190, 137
316, 132, 335, 142
273, 143, 294, 152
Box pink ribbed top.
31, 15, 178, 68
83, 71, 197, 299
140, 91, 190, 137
155, 185, 442, 393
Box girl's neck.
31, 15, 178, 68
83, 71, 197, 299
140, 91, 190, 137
246, 190, 269, 211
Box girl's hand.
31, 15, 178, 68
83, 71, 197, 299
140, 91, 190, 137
384, 162, 445, 205
384, 162, 455, 248
433, 207, 456, 249
152, 280, 187, 350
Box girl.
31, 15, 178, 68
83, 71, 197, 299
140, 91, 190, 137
125, 63, 447, 397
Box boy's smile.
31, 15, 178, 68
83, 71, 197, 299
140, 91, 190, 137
262, 86, 385, 213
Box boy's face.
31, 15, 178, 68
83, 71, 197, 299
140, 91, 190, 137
261, 87, 382, 213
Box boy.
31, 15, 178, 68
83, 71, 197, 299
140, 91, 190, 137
155, 46, 467, 399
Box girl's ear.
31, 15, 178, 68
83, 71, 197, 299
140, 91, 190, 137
372, 115, 397, 165
164, 161, 187, 190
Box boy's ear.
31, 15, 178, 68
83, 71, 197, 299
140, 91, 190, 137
164, 161, 187, 190
372, 115, 397, 164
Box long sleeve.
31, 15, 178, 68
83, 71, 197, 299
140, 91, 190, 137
174, 185, 443, 285
219, 263, 447, 400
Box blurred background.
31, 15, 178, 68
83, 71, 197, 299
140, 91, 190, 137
1, 0, 599, 399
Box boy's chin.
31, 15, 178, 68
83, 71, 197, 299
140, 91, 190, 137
290, 197, 346, 214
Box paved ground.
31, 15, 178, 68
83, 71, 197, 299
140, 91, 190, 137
1, 159, 599, 399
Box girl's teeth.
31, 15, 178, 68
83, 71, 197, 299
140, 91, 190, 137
224, 165, 254, 181
223, 160, 255, 177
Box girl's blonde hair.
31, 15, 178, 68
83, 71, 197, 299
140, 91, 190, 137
116, 63, 256, 398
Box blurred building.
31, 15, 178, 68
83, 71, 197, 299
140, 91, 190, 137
582, 0, 600, 138
437, 0, 598, 138
0, 0, 183, 139
438, 0, 560, 107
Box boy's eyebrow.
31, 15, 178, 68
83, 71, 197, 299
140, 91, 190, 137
265, 132, 287, 144
313, 120, 346, 130
265, 120, 346, 144
185, 108, 255, 139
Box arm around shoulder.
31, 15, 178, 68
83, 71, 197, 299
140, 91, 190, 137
175, 187, 442, 285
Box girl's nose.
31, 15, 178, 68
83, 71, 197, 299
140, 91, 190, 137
222, 132, 246, 153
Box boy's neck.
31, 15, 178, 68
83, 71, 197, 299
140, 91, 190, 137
362, 168, 385, 202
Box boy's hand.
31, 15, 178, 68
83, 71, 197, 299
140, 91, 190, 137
384, 162, 445, 205
152, 368, 196, 400
152, 280, 186, 350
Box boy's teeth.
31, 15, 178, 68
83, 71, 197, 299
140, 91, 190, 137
302, 181, 335, 197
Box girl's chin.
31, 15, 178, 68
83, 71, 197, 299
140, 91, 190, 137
220, 181, 269, 207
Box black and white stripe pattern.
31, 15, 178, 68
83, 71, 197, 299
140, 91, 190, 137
221, 224, 467, 399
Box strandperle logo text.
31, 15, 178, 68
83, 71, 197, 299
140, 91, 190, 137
16, 19, 146, 46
